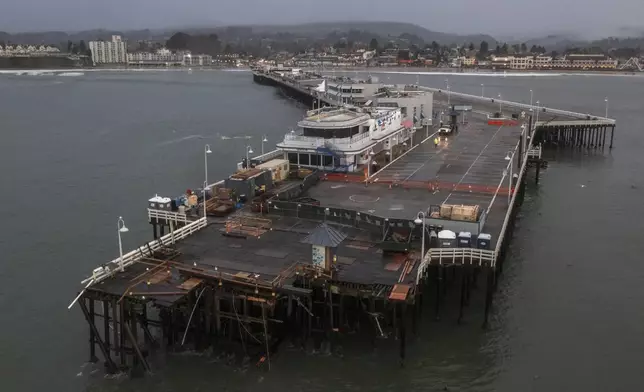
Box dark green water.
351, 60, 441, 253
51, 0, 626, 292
1, 70, 643, 392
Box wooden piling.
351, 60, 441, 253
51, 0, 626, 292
88, 298, 98, 363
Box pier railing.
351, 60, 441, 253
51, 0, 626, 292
535, 119, 614, 127
420, 87, 616, 123
80, 217, 208, 285
416, 248, 496, 284
147, 209, 194, 225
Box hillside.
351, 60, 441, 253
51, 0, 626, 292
242, 21, 496, 45
0, 22, 496, 47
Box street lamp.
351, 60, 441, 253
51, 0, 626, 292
530, 89, 533, 111
262, 135, 268, 155
481, 83, 484, 97
414, 211, 426, 262
535, 100, 540, 124
504, 151, 515, 205
366, 150, 375, 178
604, 97, 609, 118
204, 144, 212, 188
117, 216, 129, 272
245, 145, 254, 169
203, 180, 208, 219
498, 94, 502, 113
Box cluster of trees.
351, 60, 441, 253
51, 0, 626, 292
166, 32, 221, 56
160, 29, 640, 61
66, 40, 91, 56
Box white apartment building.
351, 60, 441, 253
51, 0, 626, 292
89, 35, 127, 64
533, 56, 553, 68
510, 56, 533, 69
183, 54, 212, 66
128, 49, 183, 64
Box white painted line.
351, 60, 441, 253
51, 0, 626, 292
368, 129, 438, 181
443, 126, 505, 204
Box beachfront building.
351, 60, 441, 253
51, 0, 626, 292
183, 53, 213, 66
533, 56, 553, 68
128, 49, 184, 66
89, 35, 127, 64
511, 56, 534, 69
566, 54, 617, 69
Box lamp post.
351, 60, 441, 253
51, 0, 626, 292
481, 83, 484, 97
530, 89, 533, 111
203, 180, 208, 219
262, 135, 268, 155
498, 94, 502, 113
414, 211, 426, 261
536, 100, 540, 124
504, 151, 515, 205
204, 144, 212, 188
245, 145, 254, 169
117, 216, 129, 272
366, 150, 375, 178
604, 97, 609, 118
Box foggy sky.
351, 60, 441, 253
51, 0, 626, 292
2, 0, 641, 39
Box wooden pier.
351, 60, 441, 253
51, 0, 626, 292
70, 81, 617, 377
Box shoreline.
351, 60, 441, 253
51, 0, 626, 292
304, 66, 641, 77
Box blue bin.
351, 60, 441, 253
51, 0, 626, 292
458, 232, 472, 248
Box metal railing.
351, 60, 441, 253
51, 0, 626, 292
527, 147, 542, 159
535, 120, 614, 127
420, 87, 616, 123
252, 149, 283, 163
80, 217, 208, 285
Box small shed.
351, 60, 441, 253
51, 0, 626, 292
301, 223, 347, 270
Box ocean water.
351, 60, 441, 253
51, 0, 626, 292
1, 69, 643, 392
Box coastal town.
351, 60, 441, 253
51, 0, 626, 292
0, 28, 642, 71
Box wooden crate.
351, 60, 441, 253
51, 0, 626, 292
450, 205, 479, 222
439, 204, 479, 222
439, 204, 453, 219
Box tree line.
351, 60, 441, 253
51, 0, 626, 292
166, 32, 221, 56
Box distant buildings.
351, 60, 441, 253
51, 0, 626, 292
127, 49, 212, 67
0, 45, 60, 56
89, 35, 127, 64
183, 53, 212, 66
481, 54, 618, 70
127, 48, 183, 65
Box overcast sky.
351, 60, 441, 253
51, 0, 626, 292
2, 0, 641, 39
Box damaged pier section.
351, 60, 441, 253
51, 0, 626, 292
71, 88, 616, 377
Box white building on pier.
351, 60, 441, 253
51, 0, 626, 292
276, 107, 413, 173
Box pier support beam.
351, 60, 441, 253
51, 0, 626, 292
103, 300, 111, 365
458, 268, 467, 324
79, 296, 118, 374
398, 303, 406, 367
88, 298, 99, 363
610, 126, 615, 149
435, 266, 442, 320
602, 127, 607, 148
483, 267, 495, 328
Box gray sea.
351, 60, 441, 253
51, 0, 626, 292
1, 69, 643, 392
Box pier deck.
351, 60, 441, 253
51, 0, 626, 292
71, 73, 618, 377
90, 215, 417, 304
307, 109, 518, 248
